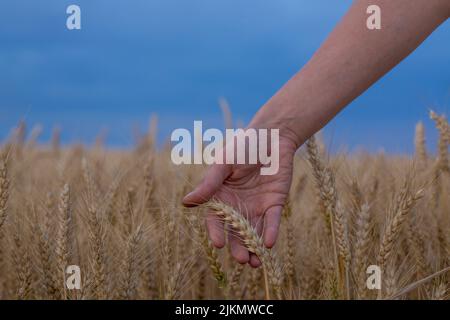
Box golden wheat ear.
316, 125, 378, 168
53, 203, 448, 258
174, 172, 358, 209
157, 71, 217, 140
203, 200, 284, 299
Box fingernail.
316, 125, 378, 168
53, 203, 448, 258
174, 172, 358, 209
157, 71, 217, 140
183, 191, 194, 200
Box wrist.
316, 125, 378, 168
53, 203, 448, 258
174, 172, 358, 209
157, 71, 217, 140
248, 101, 307, 150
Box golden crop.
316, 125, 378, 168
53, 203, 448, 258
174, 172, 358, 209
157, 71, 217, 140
0, 111, 448, 300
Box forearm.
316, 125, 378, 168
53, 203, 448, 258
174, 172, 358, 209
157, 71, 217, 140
250, 0, 449, 147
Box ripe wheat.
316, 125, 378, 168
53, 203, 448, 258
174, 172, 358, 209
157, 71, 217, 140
0, 111, 448, 300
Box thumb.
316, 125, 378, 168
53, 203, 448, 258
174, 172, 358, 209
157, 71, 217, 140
182, 164, 232, 207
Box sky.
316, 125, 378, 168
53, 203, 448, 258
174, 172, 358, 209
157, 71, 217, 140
0, 1, 449, 153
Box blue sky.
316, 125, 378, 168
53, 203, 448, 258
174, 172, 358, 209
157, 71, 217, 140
0, 1, 449, 153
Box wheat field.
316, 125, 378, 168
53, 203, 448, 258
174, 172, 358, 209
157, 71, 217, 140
0, 111, 448, 300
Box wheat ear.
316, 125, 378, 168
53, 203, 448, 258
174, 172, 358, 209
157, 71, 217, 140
12, 223, 34, 299
228, 263, 244, 298
0, 159, 9, 230
87, 205, 108, 299
35, 219, 59, 299
415, 122, 427, 168
353, 203, 372, 298
378, 184, 424, 269
307, 144, 350, 300
306, 136, 332, 234
56, 183, 74, 299
199, 227, 227, 289
118, 225, 144, 299
204, 200, 283, 299
430, 111, 449, 172
283, 202, 296, 287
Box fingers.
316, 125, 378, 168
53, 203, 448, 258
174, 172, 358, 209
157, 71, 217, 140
208, 206, 280, 267
249, 254, 262, 268
209, 215, 258, 266
228, 231, 249, 264
182, 164, 231, 207
206, 212, 225, 248
263, 205, 282, 248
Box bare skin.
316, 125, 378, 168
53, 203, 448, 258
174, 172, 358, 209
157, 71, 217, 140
183, 0, 449, 267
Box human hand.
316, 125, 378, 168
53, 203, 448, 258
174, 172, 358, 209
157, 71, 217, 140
182, 131, 297, 267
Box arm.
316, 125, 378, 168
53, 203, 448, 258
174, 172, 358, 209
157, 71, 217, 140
250, 0, 449, 147
184, 0, 449, 266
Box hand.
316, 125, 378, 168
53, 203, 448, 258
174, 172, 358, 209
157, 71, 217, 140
182, 131, 297, 267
